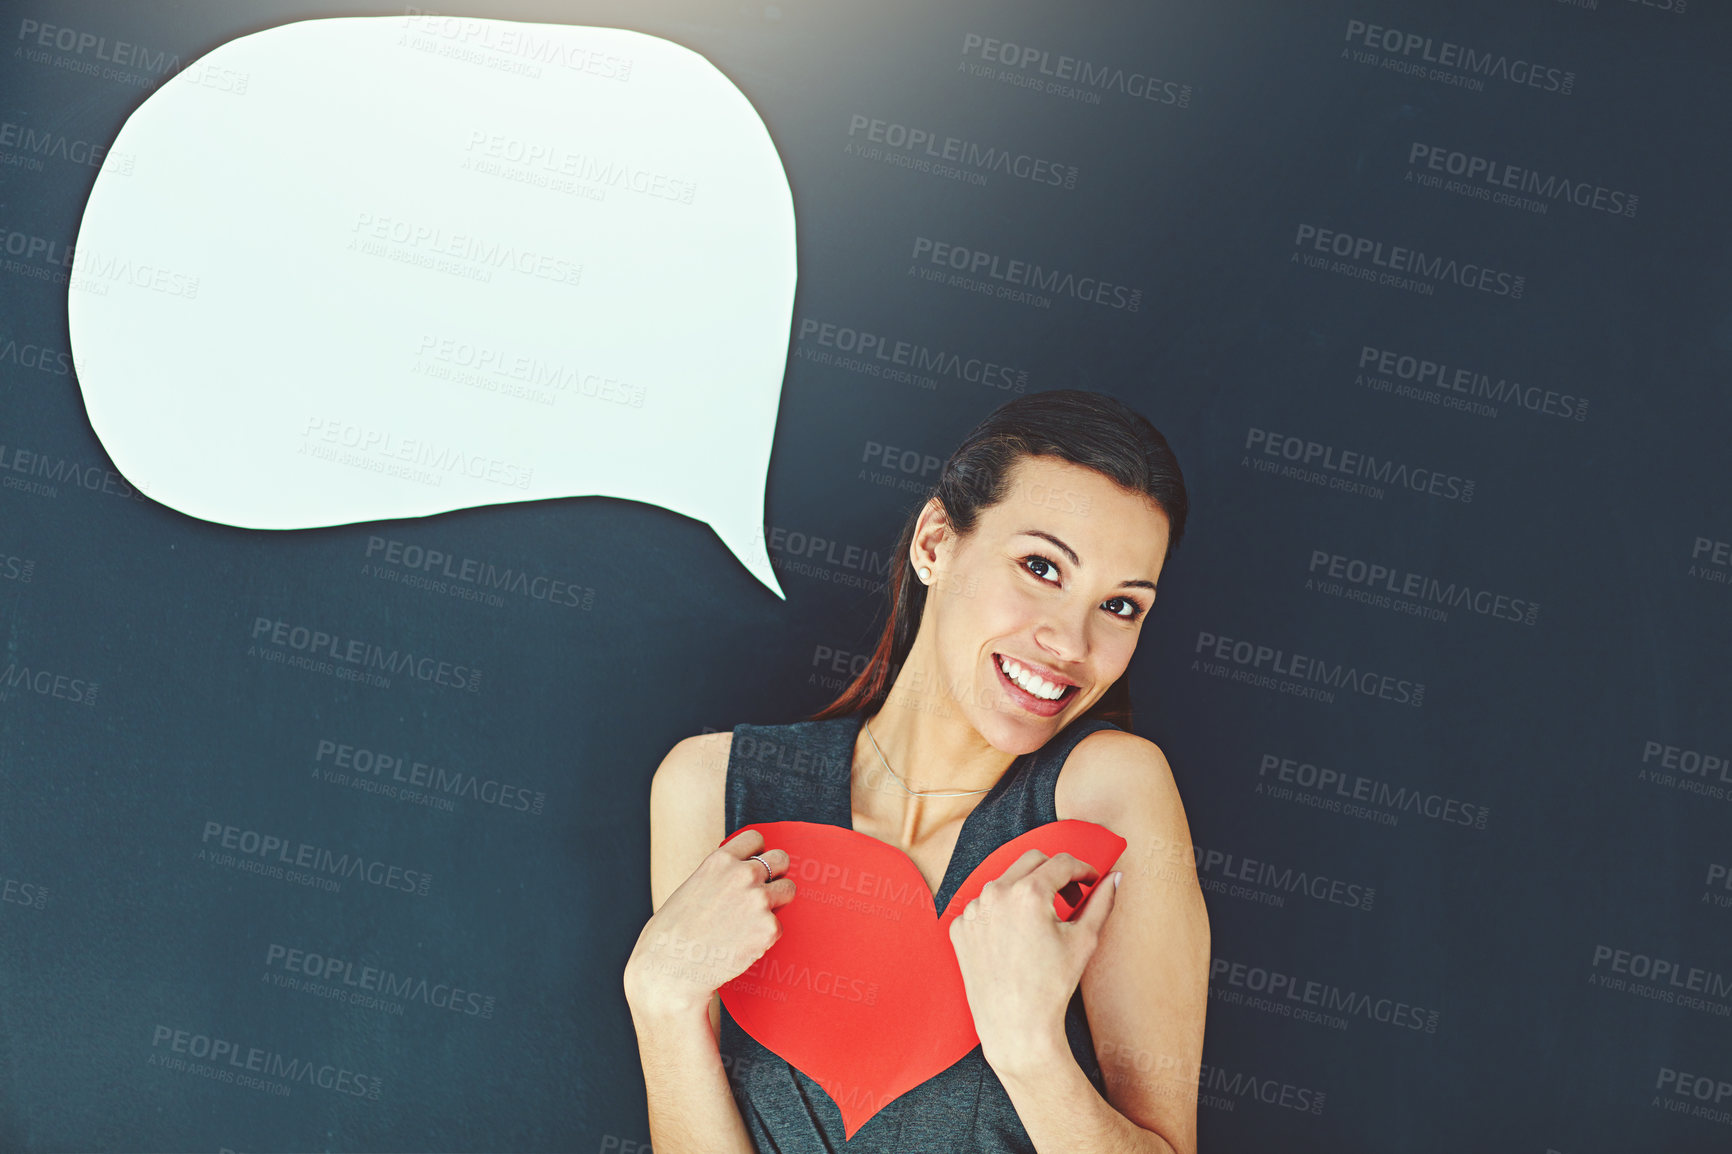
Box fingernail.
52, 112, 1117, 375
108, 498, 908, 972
1110, 871, 1122, 888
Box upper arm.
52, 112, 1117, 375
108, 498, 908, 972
648, 731, 734, 1038
648, 730, 732, 914
1058, 730, 1210, 1154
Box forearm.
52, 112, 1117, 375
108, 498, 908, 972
628, 998, 757, 1154
990, 1030, 1180, 1154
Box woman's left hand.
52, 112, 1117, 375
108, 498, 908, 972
948, 849, 1120, 1076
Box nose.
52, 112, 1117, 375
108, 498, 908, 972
1033, 601, 1088, 668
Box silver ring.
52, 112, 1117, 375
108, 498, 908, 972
748, 854, 775, 882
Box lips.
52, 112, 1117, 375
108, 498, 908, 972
992, 652, 1078, 716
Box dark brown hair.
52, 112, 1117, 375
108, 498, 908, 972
807, 389, 1187, 731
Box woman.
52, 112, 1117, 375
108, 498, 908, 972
623, 390, 1210, 1153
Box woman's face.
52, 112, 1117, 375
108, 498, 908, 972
912, 453, 1172, 755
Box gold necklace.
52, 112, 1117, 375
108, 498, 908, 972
863, 718, 994, 797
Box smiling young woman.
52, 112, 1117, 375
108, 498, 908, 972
624, 390, 1210, 1154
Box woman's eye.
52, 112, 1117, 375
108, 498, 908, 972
1024, 556, 1145, 621
1023, 555, 1061, 583
1105, 597, 1144, 621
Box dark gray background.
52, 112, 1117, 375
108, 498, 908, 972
2, 0, 1729, 1150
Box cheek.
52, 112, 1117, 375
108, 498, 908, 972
983, 575, 1046, 626
1093, 629, 1140, 675
940, 580, 1021, 642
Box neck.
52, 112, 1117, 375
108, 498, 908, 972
863, 637, 1014, 800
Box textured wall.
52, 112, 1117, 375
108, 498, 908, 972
1, 1, 1728, 1151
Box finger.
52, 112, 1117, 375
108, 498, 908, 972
738, 847, 790, 885
1072, 869, 1119, 934
1028, 851, 1101, 899
719, 827, 766, 858
988, 847, 1052, 888
763, 875, 799, 909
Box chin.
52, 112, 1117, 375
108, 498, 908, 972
976, 705, 1067, 756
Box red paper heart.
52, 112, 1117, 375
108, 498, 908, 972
718, 819, 1126, 1139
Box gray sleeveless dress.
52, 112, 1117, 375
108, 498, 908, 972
717, 710, 1122, 1153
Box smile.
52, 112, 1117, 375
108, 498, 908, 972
993, 652, 1079, 709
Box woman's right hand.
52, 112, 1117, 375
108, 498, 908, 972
624, 827, 796, 1021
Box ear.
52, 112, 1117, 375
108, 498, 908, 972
910, 497, 951, 571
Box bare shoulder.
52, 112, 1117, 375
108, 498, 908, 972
650, 731, 733, 836
1061, 728, 1209, 1154
652, 730, 733, 800
1055, 727, 1187, 833
647, 730, 734, 910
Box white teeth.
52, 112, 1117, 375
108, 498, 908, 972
998, 655, 1066, 701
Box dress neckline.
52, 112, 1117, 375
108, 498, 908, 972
830, 711, 1027, 918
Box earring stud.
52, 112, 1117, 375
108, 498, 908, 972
917, 566, 932, 583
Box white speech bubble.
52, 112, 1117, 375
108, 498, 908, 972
68, 14, 792, 598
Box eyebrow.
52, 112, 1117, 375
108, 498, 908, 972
1019, 529, 1158, 591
